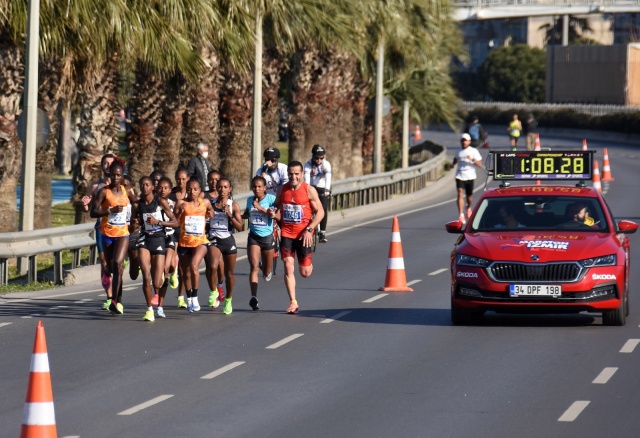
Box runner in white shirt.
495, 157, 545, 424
303, 144, 332, 243
453, 133, 483, 224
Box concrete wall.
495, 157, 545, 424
546, 44, 640, 105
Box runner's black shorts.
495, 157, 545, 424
247, 232, 275, 251
137, 233, 166, 256
208, 235, 238, 255
455, 178, 475, 197
280, 236, 312, 267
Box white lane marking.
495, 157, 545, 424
320, 311, 352, 324
407, 279, 422, 286
429, 268, 448, 276
0, 322, 12, 328
54, 306, 69, 309
266, 334, 304, 349
201, 361, 245, 380
118, 395, 174, 415
21, 316, 33, 319
619, 339, 640, 353
122, 285, 137, 291
363, 294, 387, 303
592, 367, 617, 384
558, 401, 590, 422
61, 436, 80, 438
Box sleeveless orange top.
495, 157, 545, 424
179, 199, 209, 247
99, 186, 130, 238
280, 182, 312, 239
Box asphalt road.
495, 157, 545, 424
1, 130, 639, 438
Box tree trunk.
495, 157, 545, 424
261, 48, 286, 150
72, 60, 121, 224
156, 75, 187, 180
127, 66, 163, 185
181, 46, 220, 171
35, 58, 63, 228
218, 64, 253, 192
0, 35, 24, 231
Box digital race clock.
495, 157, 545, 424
492, 150, 593, 180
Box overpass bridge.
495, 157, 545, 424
453, 0, 640, 21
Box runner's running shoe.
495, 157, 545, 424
249, 297, 259, 311
102, 298, 112, 310
319, 233, 328, 243
177, 296, 187, 308
187, 298, 193, 313
192, 297, 201, 312
263, 272, 272, 282
168, 272, 179, 289
217, 286, 225, 302
223, 298, 232, 315
466, 208, 473, 219
143, 310, 155, 322
209, 290, 219, 308
150, 294, 159, 307
116, 302, 124, 314
286, 300, 299, 314
458, 214, 466, 225
156, 307, 166, 318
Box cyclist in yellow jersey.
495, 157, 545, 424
507, 113, 522, 150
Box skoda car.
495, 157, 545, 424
445, 185, 637, 325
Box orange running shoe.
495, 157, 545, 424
286, 300, 299, 314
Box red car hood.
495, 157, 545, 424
461, 231, 616, 262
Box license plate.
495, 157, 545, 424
509, 284, 562, 297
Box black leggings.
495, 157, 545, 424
314, 187, 330, 233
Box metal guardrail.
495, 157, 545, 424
0, 143, 446, 286
461, 101, 640, 117
453, 0, 640, 6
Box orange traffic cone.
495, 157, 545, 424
601, 148, 615, 181
21, 321, 57, 438
582, 139, 588, 151
414, 124, 421, 141
379, 216, 413, 292
534, 133, 541, 151
592, 160, 602, 193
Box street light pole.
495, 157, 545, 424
18, 0, 40, 274
373, 43, 384, 174
250, 10, 263, 183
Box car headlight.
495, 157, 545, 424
580, 254, 616, 267
456, 254, 490, 267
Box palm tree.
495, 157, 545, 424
217, 0, 361, 192
0, 30, 23, 231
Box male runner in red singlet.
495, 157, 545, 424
274, 161, 324, 314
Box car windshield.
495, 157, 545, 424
470, 196, 609, 232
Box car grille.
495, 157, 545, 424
488, 262, 582, 282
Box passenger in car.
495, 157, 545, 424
495, 204, 525, 229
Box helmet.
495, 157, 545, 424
312, 144, 325, 157
263, 147, 280, 160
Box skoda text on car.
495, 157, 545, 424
445, 150, 638, 325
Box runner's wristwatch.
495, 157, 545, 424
306, 227, 313, 233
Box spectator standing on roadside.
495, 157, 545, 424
186, 143, 213, 192
466, 115, 486, 148
523, 113, 538, 151
507, 113, 522, 150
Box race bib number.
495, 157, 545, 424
108, 211, 127, 226
283, 204, 303, 224
143, 211, 163, 233
210, 211, 228, 231
250, 208, 268, 228
185, 215, 205, 235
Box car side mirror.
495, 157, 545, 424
617, 220, 638, 234
445, 220, 464, 234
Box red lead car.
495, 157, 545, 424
445, 150, 638, 325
